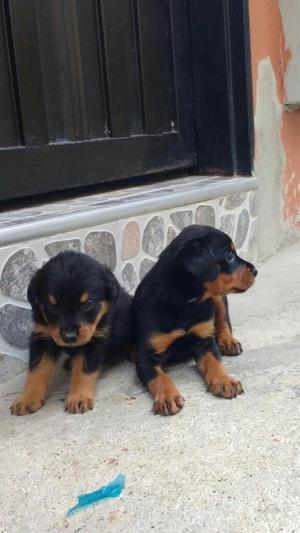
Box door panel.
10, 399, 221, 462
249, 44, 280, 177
0, 0, 196, 201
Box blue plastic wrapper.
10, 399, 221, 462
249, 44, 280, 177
66, 473, 126, 517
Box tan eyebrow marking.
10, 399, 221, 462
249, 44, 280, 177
80, 292, 89, 303
48, 294, 56, 305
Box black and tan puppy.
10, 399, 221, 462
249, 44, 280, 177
132, 225, 257, 416
10, 251, 131, 415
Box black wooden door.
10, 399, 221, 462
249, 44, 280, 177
0, 0, 196, 201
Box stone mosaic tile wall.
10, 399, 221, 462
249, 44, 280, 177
0, 190, 257, 369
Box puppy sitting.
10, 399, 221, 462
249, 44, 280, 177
132, 225, 257, 416
11, 251, 131, 415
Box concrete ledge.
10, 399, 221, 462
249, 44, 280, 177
0, 176, 258, 246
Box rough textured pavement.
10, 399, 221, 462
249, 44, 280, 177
1, 242, 299, 533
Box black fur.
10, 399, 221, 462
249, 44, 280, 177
28, 251, 131, 371
132, 225, 257, 402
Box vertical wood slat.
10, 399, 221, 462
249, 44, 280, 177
34, 0, 76, 142
99, 0, 142, 137
0, 2, 21, 147
63, 0, 88, 140
75, 0, 107, 139
169, 0, 194, 142
225, 0, 254, 174
136, 0, 176, 134
189, 0, 234, 175
8, 0, 48, 145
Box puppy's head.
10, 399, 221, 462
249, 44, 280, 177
28, 251, 119, 347
166, 225, 257, 299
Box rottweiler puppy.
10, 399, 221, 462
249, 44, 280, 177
132, 225, 257, 416
10, 251, 131, 415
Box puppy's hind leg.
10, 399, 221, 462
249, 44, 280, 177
137, 352, 185, 416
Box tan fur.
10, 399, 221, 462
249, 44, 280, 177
10, 355, 56, 415
148, 366, 185, 415
149, 329, 186, 354
197, 352, 243, 398
38, 300, 110, 347
204, 265, 255, 297
189, 319, 214, 338
65, 355, 99, 414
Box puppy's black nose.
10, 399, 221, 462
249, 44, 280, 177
60, 329, 78, 344
252, 266, 258, 277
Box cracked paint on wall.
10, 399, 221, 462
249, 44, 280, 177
249, 0, 300, 247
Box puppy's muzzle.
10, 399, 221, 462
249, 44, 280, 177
60, 328, 78, 344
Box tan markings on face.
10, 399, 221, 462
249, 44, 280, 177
149, 329, 186, 354
230, 243, 235, 251
94, 325, 110, 339
33, 322, 51, 339
38, 300, 110, 347
65, 355, 99, 414
197, 352, 244, 398
10, 354, 57, 415
80, 292, 89, 303
148, 366, 185, 416
48, 294, 57, 305
204, 265, 255, 297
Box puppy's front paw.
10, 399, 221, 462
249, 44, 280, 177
64, 395, 94, 414
208, 376, 244, 399
217, 332, 243, 356
10, 395, 45, 416
153, 392, 185, 416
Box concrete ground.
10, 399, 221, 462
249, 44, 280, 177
1, 242, 299, 533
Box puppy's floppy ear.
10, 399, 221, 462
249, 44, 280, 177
27, 268, 42, 309
177, 238, 219, 281
105, 270, 120, 302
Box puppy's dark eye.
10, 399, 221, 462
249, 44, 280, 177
82, 300, 95, 311
227, 250, 235, 261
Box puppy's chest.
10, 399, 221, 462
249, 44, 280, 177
169, 303, 214, 331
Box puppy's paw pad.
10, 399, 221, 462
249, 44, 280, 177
64, 397, 94, 414
209, 377, 244, 399
10, 396, 45, 416
217, 335, 243, 356
153, 393, 185, 416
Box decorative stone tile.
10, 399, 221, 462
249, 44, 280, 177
170, 210, 193, 230
142, 216, 165, 258
121, 263, 138, 294
249, 192, 257, 217
0, 354, 27, 383
0, 305, 32, 350
248, 219, 258, 254
140, 258, 156, 280
195, 205, 215, 227
85, 231, 116, 271
219, 214, 236, 238
121, 221, 140, 260
224, 192, 247, 210
167, 226, 177, 245
45, 239, 81, 257
235, 209, 250, 248
0, 248, 37, 302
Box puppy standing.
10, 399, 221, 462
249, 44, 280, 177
11, 251, 131, 415
132, 225, 257, 416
